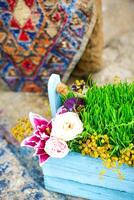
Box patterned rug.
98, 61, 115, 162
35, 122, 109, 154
0, 0, 96, 93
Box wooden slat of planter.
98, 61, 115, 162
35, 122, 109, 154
42, 152, 134, 194
44, 176, 134, 200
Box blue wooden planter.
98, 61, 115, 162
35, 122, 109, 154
42, 74, 134, 200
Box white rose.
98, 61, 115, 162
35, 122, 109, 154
45, 137, 69, 158
51, 112, 83, 141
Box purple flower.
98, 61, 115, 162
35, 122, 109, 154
64, 97, 84, 112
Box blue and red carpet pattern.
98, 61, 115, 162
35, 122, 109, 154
0, 0, 95, 93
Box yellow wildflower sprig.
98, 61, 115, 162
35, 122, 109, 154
118, 144, 134, 166
11, 117, 33, 142
78, 133, 134, 167
79, 133, 112, 159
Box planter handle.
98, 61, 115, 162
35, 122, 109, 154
48, 74, 62, 117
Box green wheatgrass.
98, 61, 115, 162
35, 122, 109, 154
68, 82, 134, 165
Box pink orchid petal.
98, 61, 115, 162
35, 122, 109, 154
39, 154, 50, 165
38, 124, 46, 132
41, 133, 48, 138
29, 112, 48, 129
34, 129, 50, 138
36, 139, 49, 149
35, 148, 46, 155
27, 135, 40, 143
34, 130, 41, 138
21, 138, 37, 148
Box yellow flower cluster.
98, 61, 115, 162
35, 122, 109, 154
79, 133, 134, 168
119, 144, 134, 166
79, 133, 112, 159
11, 117, 33, 142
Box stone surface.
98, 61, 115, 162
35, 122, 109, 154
0, 139, 62, 200
93, 30, 134, 85
102, 0, 134, 44
0, 92, 50, 128
0, 139, 84, 200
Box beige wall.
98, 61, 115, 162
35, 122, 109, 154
102, 0, 134, 44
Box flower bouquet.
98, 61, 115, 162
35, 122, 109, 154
12, 74, 134, 200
